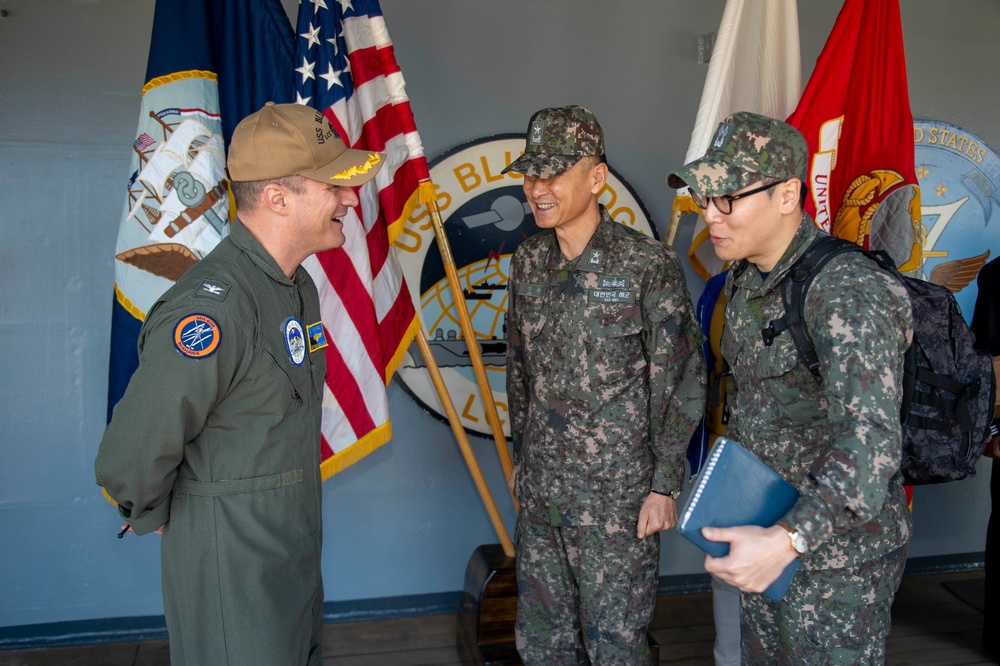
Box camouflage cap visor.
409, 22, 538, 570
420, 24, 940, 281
501, 152, 583, 178
667, 111, 807, 197
667, 157, 762, 199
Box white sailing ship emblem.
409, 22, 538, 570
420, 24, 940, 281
118, 110, 230, 283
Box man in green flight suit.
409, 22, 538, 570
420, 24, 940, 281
503, 105, 706, 664
95, 102, 385, 666
668, 112, 912, 664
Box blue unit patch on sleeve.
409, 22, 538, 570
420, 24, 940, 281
307, 321, 329, 353
174, 314, 221, 359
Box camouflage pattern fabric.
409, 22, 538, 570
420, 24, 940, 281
720, 215, 913, 655
667, 111, 808, 198
741, 543, 907, 665
514, 510, 658, 665
502, 105, 606, 179
506, 207, 706, 527
506, 205, 705, 661
894, 271, 994, 483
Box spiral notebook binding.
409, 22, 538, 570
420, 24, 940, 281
679, 437, 728, 530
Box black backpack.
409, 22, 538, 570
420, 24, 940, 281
743, 235, 995, 485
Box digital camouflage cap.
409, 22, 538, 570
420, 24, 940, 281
501, 106, 605, 179
667, 111, 808, 197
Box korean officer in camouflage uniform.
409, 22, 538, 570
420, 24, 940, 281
95, 102, 385, 666
668, 112, 913, 665
503, 106, 706, 665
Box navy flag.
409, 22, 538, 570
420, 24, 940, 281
107, 0, 294, 419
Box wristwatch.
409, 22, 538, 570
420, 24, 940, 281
776, 522, 808, 555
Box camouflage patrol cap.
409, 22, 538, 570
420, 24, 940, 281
501, 105, 605, 178
667, 111, 808, 197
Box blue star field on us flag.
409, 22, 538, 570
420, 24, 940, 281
295, 0, 371, 110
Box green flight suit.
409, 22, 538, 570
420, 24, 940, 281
95, 219, 326, 666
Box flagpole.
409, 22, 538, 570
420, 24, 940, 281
415, 328, 514, 556
667, 193, 698, 249
421, 183, 517, 508
665, 208, 683, 248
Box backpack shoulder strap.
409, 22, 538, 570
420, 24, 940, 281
763, 236, 868, 378
726, 259, 750, 301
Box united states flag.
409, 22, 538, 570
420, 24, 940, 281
133, 132, 156, 151
294, 0, 430, 478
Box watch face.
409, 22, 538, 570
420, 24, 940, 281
792, 533, 808, 554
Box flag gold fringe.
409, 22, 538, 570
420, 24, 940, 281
101, 487, 118, 508
417, 180, 437, 205
320, 421, 394, 481
896, 186, 922, 273
386, 181, 436, 246
142, 70, 218, 96
323, 255, 420, 478
114, 281, 147, 321
383, 315, 420, 385
672, 193, 699, 216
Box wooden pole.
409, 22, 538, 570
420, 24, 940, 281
415, 329, 514, 556
422, 185, 517, 508
665, 207, 683, 249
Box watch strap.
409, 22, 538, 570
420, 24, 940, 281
776, 521, 806, 555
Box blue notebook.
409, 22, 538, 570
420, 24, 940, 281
676, 437, 801, 602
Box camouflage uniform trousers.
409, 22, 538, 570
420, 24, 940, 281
741, 543, 908, 665
514, 510, 658, 666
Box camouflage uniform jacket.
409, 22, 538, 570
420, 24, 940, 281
506, 206, 706, 527
721, 215, 914, 570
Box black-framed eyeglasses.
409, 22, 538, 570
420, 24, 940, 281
692, 179, 787, 215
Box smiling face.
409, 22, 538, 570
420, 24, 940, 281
522, 157, 606, 236
702, 178, 803, 272
290, 178, 359, 254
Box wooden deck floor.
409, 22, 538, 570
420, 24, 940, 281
0, 571, 991, 665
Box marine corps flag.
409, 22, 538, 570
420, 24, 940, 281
107, 0, 294, 419
786, 0, 921, 271
294, 0, 427, 478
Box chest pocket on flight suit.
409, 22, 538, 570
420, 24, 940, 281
259, 336, 313, 409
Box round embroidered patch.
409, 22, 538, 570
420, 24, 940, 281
173, 314, 221, 359
284, 318, 306, 366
